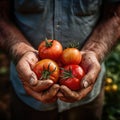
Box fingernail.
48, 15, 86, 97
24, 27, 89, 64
29, 74, 37, 85
83, 81, 89, 88
29, 72, 38, 85
29, 76, 36, 85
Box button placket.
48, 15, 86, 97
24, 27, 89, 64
54, 0, 62, 39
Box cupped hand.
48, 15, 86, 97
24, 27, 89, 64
16, 51, 60, 103
57, 50, 101, 102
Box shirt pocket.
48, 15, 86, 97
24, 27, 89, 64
15, 0, 46, 13
72, 0, 102, 16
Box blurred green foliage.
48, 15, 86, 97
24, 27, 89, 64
103, 42, 120, 120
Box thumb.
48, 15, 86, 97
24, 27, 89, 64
29, 72, 38, 85
16, 60, 38, 86
81, 66, 100, 88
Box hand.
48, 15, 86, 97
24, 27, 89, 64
16, 51, 60, 103
57, 50, 101, 102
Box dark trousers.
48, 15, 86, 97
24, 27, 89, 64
10, 87, 104, 120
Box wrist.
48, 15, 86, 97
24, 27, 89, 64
81, 49, 100, 63
10, 42, 37, 65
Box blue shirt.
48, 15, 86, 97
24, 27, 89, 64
10, 0, 119, 112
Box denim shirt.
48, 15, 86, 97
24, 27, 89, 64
14, 0, 102, 49
10, 0, 119, 112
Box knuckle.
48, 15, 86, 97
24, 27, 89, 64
71, 93, 80, 101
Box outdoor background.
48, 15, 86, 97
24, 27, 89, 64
0, 41, 120, 120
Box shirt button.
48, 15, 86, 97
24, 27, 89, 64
56, 24, 60, 28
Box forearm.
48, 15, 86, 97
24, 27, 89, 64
82, 3, 120, 62
0, 20, 36, 62
0, 1, 35, 63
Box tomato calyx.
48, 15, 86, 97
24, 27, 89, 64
40, 63, 56, 80
45, 38, 53, 48
60, 67, 74, 80
66, 41, 80, 49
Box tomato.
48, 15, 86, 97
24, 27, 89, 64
111, 84, 118, 92
33, 59, 60, 83
105, 77, 113, 85
104, 85, 111, 93
105, 84, 118, 93
60, 77, 81, 91
61, 48, 82, 65
38, 39, 63, 61
59, 65, 85, 90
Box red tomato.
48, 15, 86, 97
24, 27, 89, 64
38, 39, 63, 61
61, 48, 82, 65
33, 59, 60, 83
59, 65, 85, 90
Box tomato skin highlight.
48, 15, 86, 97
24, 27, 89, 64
61, 48, 82, 65
38, 40, 63, 61
59, 65, 85, 90
60, 77, 81, 91
33, 59, 60, 83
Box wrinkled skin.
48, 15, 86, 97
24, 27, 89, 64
57, 50, 101, 103
16, 51, 60, 104
16, 50, 101, 103
0, 0, 120, 105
